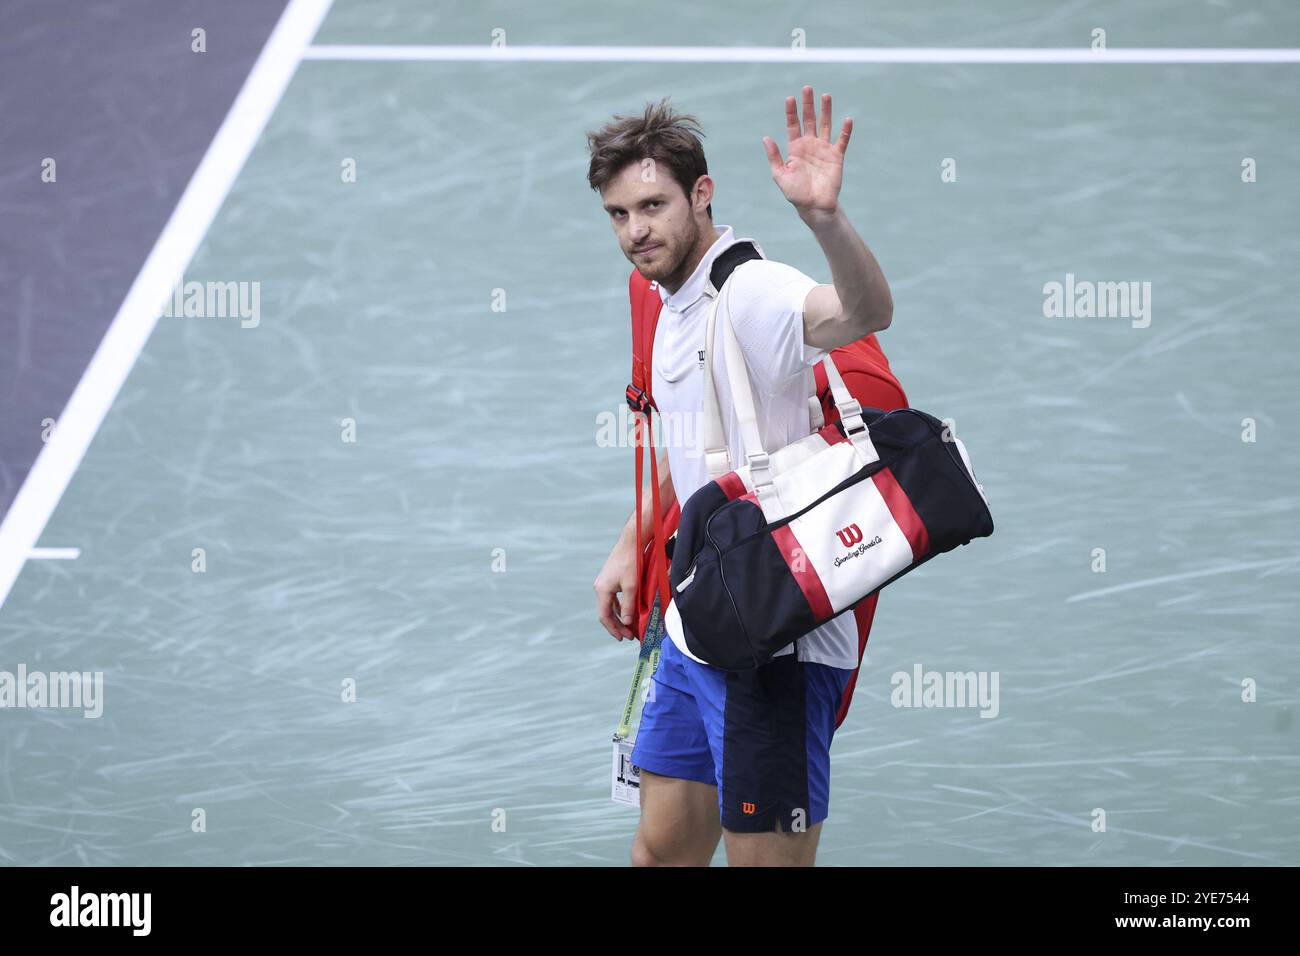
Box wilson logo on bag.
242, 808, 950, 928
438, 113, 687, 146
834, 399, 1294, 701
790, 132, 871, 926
836, 524, 863, 547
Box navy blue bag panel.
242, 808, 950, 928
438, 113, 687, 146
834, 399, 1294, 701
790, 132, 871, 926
670, 491, 825, 671
886, 411, 995, 552
719, 518, 824, 668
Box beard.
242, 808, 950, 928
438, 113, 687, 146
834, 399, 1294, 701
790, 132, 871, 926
630, 218, 697, 286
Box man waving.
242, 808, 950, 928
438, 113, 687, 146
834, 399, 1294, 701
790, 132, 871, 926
589, 87, 893, 866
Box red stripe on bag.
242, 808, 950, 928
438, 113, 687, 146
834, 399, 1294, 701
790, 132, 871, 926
817, 424, 849, 446
871, 468, 929, 559
718, 471, 747, 500
772, 523, 833, 621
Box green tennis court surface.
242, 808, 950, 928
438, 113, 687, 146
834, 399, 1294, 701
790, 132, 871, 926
3, 0, 1298, 865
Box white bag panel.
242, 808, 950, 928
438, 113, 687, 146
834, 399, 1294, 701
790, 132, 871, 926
729, 428, 839, 496
785, 477, 915, 614
766, 439, 862, 520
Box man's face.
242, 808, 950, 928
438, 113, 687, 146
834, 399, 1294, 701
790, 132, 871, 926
601, 160, 702, 285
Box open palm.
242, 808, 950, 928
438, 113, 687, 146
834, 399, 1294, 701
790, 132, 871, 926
762, 86, 852, 220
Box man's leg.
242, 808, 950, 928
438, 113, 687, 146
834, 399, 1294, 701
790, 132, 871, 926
682, 650, 855, 867
628, 638, 721, 866
723, 819, 824, 867
631, 770, 722, 866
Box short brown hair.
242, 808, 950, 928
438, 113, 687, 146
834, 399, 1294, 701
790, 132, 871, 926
586, 97, 712, 218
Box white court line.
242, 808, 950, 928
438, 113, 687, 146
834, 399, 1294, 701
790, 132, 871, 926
304, 45, 1300, 64
0, 0, 335, 611
29, 548, 80, 560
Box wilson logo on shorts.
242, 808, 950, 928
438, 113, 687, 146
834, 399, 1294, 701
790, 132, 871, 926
835, 524, 863, 547
741, 801, 756, 815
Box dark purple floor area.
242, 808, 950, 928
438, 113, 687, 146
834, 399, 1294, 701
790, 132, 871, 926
0, 0, 290, 514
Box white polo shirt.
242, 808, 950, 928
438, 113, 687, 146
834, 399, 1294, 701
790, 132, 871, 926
652, 224, 861, 671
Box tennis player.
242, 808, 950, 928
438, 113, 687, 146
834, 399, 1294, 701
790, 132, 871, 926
590, 88, 894, 866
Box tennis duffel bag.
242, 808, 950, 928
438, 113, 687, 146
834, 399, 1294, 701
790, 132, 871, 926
663, 269, 995, 671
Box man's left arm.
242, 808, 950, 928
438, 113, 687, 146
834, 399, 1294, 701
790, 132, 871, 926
762, 86, 893, 351
800, 205, 893, 350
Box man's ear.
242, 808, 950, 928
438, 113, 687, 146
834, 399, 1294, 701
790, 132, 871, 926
693, 175, 714, 214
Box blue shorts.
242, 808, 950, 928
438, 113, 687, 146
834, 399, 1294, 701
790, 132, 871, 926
630, 635, 854, 833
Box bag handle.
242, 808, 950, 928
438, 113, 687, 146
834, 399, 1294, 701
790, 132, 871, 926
820, 356, 879, 463
701, 285, 732, 483
700, 275, 783, 521
703, 270, 879, 474
702, 274, 770, 480
720, 296, 883, 508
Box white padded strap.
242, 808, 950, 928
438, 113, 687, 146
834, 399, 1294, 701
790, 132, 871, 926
701, 273, 781, 518
821, 354, 858, 420
716, 281, 768, 471
808, 383, 824, 430
710, 276, 786, 521
701, 288, 731, 479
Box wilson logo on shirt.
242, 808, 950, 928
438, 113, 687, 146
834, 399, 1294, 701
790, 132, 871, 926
836, 524, 863, 547
697, 348, 706, 369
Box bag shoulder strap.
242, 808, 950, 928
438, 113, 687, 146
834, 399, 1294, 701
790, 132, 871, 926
702, 244, 877, 489
699, 240, 763, 480
627, 270, 662, 411
703, 266, 770, 486
705, 239, 764, 295
626, 269, 670, 641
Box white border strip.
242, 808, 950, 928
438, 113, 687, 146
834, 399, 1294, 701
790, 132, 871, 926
29, 548, 80, 561
0, 0, 335, 610
304, 45, 1300, 64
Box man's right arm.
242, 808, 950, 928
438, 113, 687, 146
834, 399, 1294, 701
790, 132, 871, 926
621, 448, 676, 548
595, 449, 675, 640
